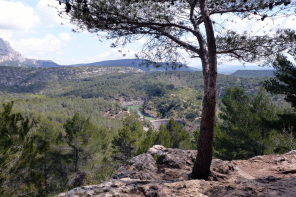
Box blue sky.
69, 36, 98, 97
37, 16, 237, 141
0, 0, 133, 65
0, 0, 295, 68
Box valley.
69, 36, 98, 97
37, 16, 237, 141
0, 58, 292, 196
0, 39, 290, 196
1, 0, 295, 195
0, 66, 269, 131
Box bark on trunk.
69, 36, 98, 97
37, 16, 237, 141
191, 80, 217, 179
44, 157, 49, 194
191, 0, 217, 179
75, 147, 78, 173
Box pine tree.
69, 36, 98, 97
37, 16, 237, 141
263, 50, 296, 133
144, 118, 192, 149
62, 113, 97, 187
137, 128, 157, 154
28, 119, 64, 195
58, 0, 295, 179
155, 125, 172, 148
112, 113, 144, 162
0, 102, 35, 195
215, 87, 277, 160
263, 50, 296, 108
166, 118, 191, 149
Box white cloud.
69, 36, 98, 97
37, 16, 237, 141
94, 51, 113, 60
93, 48, 138, 62
218, 14, 296, 36
0, 30, 12, 41
14, 34, 64, 54
92, 50, 125, 62
279, 15, 296, 30
59, 33, 71, 41
0, 1, 39, 31
37, 0, 72, 28
69, 48, 140, 64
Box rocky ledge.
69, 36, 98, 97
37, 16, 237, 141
58, 145, 296, 197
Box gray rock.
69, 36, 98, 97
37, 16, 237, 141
285, 150, 296, 155
58, 146, 296, 197
112, 153, 157, 180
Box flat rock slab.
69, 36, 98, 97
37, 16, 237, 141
58, 147, 296, 197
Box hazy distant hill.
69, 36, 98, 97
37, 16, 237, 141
231, 70, 274, 77
0, 66, 143, 86
0, 66, 271, 123
0, 38, 200, 72
69, 59, 200, 72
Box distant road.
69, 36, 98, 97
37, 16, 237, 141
127, 105, 185, 130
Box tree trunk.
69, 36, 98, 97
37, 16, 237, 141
191, 77, 217, 179
191, 0, 217, 179
75, 147, 78, 173
43, 157, 48, 194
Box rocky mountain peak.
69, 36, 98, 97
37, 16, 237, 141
0, 38, 12, 56
0, 38, 59, 67
0, 38, 26, 64
58, 145, 296, 197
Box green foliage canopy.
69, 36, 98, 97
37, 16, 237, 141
112, 112, 145, 162
263, 51, 296, 108
215, 87, 278, 160
0, 102, 37, 196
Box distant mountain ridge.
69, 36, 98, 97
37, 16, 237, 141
70, 59, 200, 72
0, 38, 200, 72
1, 38, 278, 75
0, 66, 144, 87
231, 70, 274, 77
